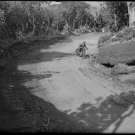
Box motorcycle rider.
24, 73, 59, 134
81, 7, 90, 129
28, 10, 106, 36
79, 41, 88, 57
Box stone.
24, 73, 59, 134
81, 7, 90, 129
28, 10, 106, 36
111, 63, 129, 75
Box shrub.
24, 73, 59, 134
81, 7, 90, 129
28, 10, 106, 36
111, 27, 135, 42
98, 27, 135, 49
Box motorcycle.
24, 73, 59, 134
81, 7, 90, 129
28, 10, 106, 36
75, 47, 81, 56
75, 46, 87, 57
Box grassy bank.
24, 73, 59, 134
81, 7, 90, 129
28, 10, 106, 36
97, 40, 135, 65
97, 27, 135, 65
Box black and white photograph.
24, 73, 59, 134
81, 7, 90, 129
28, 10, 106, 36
0, 1, 135, 133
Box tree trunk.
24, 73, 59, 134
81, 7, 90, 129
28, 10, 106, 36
46, 16, 50, 34
114, 14, 117, 27
73, 20, 75, 30
81, 19, 83, 26
57, 22, 59, 32
86, 18, 88, 26
21, 24, 24, 33
32, 16, 35, 35
127, 2, 130, 27
26, 22, 28, 30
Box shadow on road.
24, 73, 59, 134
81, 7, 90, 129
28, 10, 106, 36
0, 60, 88, 132
18, 51, 72, 65
69, 91, 135, 132
13, 35, 73, 65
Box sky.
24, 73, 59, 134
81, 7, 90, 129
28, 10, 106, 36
50, 1, 102, 8
85, 1, 102, 8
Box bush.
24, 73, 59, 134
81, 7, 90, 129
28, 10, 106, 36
97, 40, 135, 66
98, 27, 135, 49
111, 27, 135, 42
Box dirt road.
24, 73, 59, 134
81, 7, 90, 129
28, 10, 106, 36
17, 33, 135, 132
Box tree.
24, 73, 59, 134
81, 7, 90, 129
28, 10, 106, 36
0, 1, 101, 42
105, 2, 129, 32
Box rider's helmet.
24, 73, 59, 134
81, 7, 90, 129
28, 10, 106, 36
82, 41, 86, 46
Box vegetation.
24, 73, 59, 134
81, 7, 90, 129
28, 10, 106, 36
105, 1, 129, 32
98, 26, 135, 48
97, 27, 135, 66
111, 27, 135, 42
0, 1, 108, 58
0, 1, 103, 41
97, 39, 135, 65
97, 1, 135, 66
0, 1, 130, 46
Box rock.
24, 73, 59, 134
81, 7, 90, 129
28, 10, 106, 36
111, 63, 129, 75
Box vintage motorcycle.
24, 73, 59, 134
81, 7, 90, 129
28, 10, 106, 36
75, 43, 88, 57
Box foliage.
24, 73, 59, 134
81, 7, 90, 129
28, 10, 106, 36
0, 1, 106, 47
111, 27, 135, 42
98, 27, 135, 49
105, 2, 129, 32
